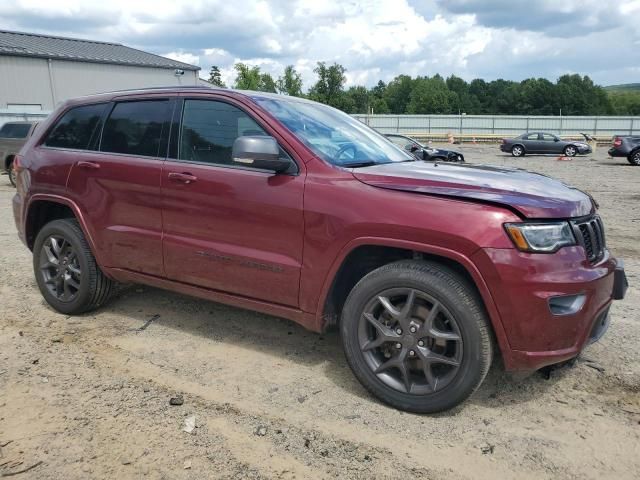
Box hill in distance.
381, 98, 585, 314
605, 83, 640, 92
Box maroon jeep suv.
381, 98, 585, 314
12, 87, 628, 412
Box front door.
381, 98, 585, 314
540, 133, 559, 153
161, 98, 305, 307
65, 98, 173, 276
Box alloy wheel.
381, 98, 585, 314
632, 151, 640, 165
565, 146, 576, 157
358, 288, 463, 394
512, 146, 523, 157
39, 235, 82, 302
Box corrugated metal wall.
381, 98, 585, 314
0, 55, 199, 112
353, 114, 640, 137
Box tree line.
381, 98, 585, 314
207, 63, 639, 116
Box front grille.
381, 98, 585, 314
573, 216, 606, 263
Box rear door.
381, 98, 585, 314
161, 96, 305, 307
521, 133, 541, 153
65, 97, 173, 276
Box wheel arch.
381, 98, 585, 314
317, 238, 511, 360
25, 195, 100, 262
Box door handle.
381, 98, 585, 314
77, 161, 100, 170
168, 172, 197, 184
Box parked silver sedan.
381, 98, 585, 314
500, 132, 592, 157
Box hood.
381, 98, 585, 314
352, 161, 594, 219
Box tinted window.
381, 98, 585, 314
179, 100, 266, 165
0, 123, 31, 139
541, 133, 557, 141
101, 100, 170, 157
44, 105, 105, 149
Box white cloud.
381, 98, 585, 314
2, 0, 639, 86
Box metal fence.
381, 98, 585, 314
353, 114, 640, 137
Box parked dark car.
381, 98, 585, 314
12, 87, 627, 413
0, 121, 38, 186
500, 132, 591, 157
608, 135, 640, 165
385, 133, 464, 162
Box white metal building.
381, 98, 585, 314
0, 30, 200, 122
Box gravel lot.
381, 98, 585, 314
1, 145, 638, 479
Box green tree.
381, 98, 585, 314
384, 75, 414, 113
407, 76, 454, 114
260, 73, 277, 93
276, 65, 304, 97
345, 85, 370, 113
233, 63, 278, 92
233, 63, 262, 90
207, 66, 226, 87
308, 62, 348, 109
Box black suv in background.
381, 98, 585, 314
609, 136, 640, 165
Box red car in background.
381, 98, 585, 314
12, 87, 627, 412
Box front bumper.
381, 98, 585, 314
577, 145, 592, 154
473, 247, 628, 371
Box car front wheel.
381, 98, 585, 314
511, 145, 524, 157
340, 260, 493, 413
33, 218, 115, 315
564, 145, 577, 157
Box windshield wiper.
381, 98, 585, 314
342, 161, 379, 168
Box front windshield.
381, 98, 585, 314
253, 95, 413, 166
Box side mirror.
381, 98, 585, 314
554, 138, 560, 142
232, 136, 291, 173
409, 145, 419, 152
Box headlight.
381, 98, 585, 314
504, 222, 576, 253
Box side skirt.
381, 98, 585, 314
102, 267, 320, 332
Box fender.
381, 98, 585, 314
25, 193, 109, 271
313, 236, 513, 365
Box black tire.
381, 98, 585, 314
563, 145, 577, 157
511, 145, 525, 157
33, 218, 115, 315
341, 260, 493, 413
7, 159, 16, 187
628, 150, 640, 166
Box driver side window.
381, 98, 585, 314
179, 100, 267, 165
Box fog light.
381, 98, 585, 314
548, 294, 586, 315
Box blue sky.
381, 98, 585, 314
1, 0, 638, 88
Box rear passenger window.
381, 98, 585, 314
101, 100, 170, 157
44, 104, 106, 149
179, 100, 266, 165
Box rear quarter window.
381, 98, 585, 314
44, 104, 107, 150
0, 123, 31, 139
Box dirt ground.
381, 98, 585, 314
1, 145, 638, 479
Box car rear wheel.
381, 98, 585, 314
33, 218, 115, 315
628, 150, 640, 166
511, 145, 524, 157
7, 159, 16, 187
564, 145, 577, 157
340, 260, 493, 413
